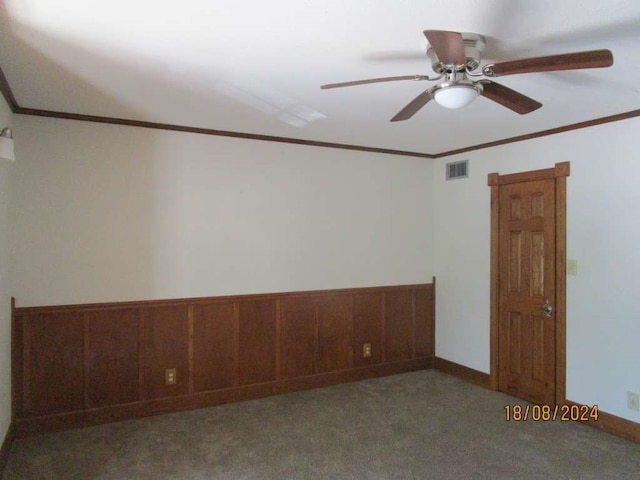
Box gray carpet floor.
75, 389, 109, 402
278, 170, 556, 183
3, 370, 640, 479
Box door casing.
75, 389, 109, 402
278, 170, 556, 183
488, 162, 569, 405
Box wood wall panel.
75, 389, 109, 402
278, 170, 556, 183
384, 290, 414, 362
12, 299, 24, 419
238, 300, 277, 385
143, 306, 190, 399
85, 309, 140, 408
192, 302, 236, 392
353, 292, 383, 366
414, 287, 434, 358
13, 282, 434, 436
280, 297, 316, 379
317, 295, 353, 373
22, 312, 84, 416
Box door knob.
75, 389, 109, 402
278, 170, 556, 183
542, 299, 553, 317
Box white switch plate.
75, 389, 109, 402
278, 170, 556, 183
567, 259, 578, 276
627, 392, 639, 411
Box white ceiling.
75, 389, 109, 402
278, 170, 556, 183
1, 0, 640, 155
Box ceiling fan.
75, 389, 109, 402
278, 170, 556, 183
320, 30, 614, 121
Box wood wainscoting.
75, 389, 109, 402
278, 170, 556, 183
12, 282, 435, 436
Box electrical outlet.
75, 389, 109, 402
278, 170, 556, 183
362, 343, 372, 358
165, 368, 177, 386
628, 392, 639, 411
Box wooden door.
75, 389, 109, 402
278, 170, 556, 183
489, 162, 569, 406
498, 178, 556, 404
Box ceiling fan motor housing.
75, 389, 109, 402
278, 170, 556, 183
428, 33, 486, 73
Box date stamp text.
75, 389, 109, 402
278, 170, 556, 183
504, 404, 598, 422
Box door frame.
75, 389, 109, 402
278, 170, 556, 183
488, 162, 570, 405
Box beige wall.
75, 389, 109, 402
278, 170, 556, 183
0, 96, 14, 444
11, 116, 434, 307
433, 117, 640, 422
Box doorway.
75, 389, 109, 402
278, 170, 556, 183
488, 162, 569, 405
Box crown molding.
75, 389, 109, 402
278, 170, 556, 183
0, 64, 19, 113
16, 107, 436, 159
1, 64, 639, 159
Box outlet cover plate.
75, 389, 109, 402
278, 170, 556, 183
165, 368, 177, 386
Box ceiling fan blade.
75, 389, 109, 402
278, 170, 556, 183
480, 80, 542, 114
321, 75, 429, 89
390, 89, 434, 122
423, 30, 466, 65
488, 49, 613, 76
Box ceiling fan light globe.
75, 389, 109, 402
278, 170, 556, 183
434, 84, 479, 109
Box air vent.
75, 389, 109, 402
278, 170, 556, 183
446, 160, 469, 180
